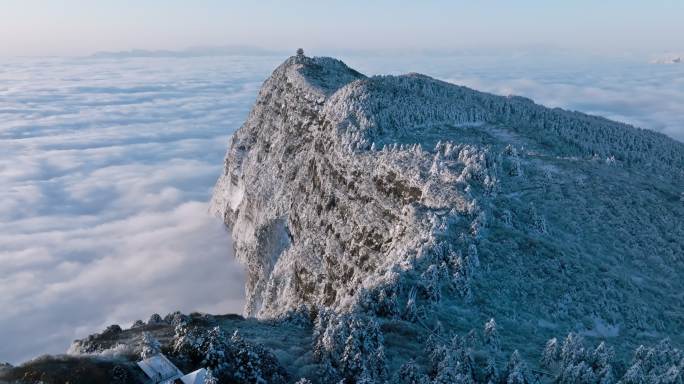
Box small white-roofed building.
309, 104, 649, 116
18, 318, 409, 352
180, 368, 208, 384
136, 354, 184, 384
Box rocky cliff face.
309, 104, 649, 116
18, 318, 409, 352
210, 55, 498, 318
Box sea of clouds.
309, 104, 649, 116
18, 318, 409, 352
0, 55, 283, 363
1, 52, 682, 364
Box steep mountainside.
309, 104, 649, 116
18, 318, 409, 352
210, 54, 682, 348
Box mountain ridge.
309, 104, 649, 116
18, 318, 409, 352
210, 54, 682, 329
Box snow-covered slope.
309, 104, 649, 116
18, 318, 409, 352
211, 52, 682, 337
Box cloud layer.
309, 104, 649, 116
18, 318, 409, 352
1, 53, 682, 364
0, 55, 283, 363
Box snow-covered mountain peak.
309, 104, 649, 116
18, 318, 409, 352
210, 55, 683, 375
270, 54, 365, 99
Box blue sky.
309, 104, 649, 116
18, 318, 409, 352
2, 0, 684, 56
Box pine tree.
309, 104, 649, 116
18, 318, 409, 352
541, 337, 559, 369
396, 359, 428, 384
372, 346, 389, 382
560, 333, 586, 366
620, 339, 683, 384
422, 264, 442, 302
482, 356, 498, 384
466, 244, 480, 275
318, 357, 342, 384
503, 350, 529, 384
591, 341, 615, 373
140, 332, 161, 359
202, 327, 228, 370
557, 361, 596, 384
147, 313, 163, 325
203, 368, 219, 384
620, 361, 645, 384
465, 329, 479, 350
483, 318, 500, 352
403, 287, 418, 322
377, 289, 399, 318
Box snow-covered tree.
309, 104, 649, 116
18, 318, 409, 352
147, 313, 163, 325
422, 264, 442, 302
529, 204, 547, 234
395, 359, 429, 384
501, 209, 513, 227
502, 350, 530, 384
203, 368, 218, 384
140, 332, 161, 359
465, 329, 479, 350
619, 338, 683, 384
482, 356, 498, 384
619, 361, 645, 384
542, 334, 617, 384
313, 312, 387, 382
557, 361, 597, 384
376, 289, 399, 318
424, 334, 477, 384
591, 342, 615, 372
541, 337, 560, 369
483, 318, 500, 353
201, 327, 229, 371
560, 333, 587, 366
318, 357, 342, 383
171, 323, 287, 383
466, 244, 480, 276
403, 287, 419, 322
